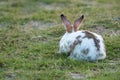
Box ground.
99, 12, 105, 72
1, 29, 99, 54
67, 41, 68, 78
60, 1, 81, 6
0, 0, 120, 80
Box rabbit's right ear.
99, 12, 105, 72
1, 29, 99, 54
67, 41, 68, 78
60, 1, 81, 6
74, 15, 84, 32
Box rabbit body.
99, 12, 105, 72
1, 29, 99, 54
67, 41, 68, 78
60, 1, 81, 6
59, 30, 106, 61
59, 14, 106, 61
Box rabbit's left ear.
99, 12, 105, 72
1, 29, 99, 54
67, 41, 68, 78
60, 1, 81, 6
60, 14, 71, 28
60, 14, 73, 33
74, 15, 84, 32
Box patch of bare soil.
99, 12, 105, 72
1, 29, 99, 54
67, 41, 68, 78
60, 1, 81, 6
23, 21, 57, 29
0, 1, 7, 6
0, 23, 8, 28
79, 0, 113, 8
69, 72, 86, 79
90, 26, 120, 36
39, 3, 62, 10
5, 72, 16, 80
31, 36, 49, 42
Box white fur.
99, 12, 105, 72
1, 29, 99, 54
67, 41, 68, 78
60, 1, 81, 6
59, 30, 106, 61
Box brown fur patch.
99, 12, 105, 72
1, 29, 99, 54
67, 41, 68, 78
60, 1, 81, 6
68, 39, 82, 56
76, 35, 81, 39
82, 31, 100, 51
67, 25, 73, 33
82, 49, 89, 55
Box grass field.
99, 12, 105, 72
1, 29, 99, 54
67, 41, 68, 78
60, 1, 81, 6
0, 0, 120, 80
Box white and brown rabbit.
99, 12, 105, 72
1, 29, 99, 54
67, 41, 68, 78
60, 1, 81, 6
59, 14, 106, 61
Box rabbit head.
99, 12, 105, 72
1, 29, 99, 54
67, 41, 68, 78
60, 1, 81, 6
60, 14, 84, 33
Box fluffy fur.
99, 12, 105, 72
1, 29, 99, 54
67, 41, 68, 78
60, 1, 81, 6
59, 14, 106, 61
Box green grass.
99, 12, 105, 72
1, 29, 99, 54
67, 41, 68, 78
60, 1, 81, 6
0, 0, 120, 80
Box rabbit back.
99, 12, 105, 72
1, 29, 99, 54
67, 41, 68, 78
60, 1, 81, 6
59, 30, 106, 61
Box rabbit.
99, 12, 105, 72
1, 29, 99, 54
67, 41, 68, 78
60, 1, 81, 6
59, 14, 106, 61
